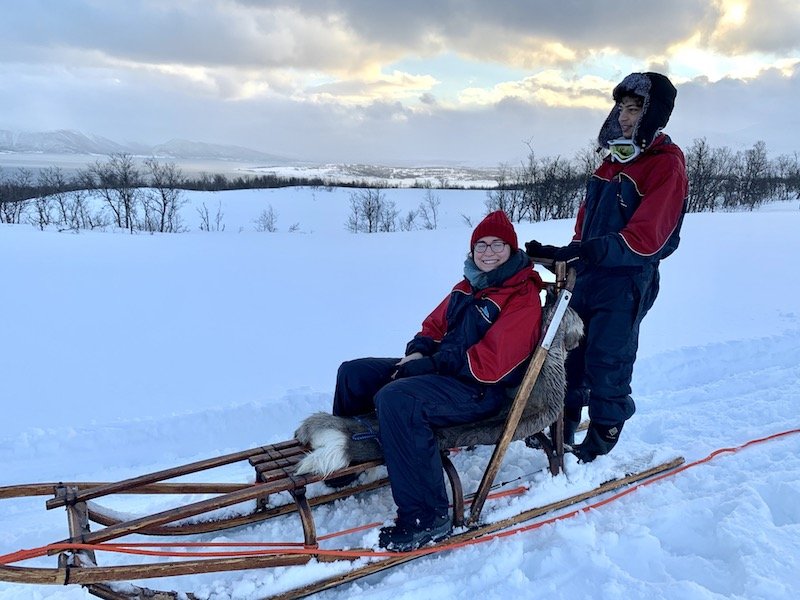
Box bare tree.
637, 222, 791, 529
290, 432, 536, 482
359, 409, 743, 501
346, 187, 397, 233
686, 138, 722, 212
141, 158, 187, 232
573, 141, 603, 181
197, 201, 225, 232
86, 154, 141, 231
774, 152, 800, 202
486, 147, 584, 224
68, 187, 105, 230
254, 205, 278, 232
29, 168, 58, 230
399, 209, 418, 231
0, 168, 33, 224
418, 189, 441, 230
738, 141, 772, 210
378, 198, 399, 232
39, 167, 70, 226
485, 163, 525, 221
520, 154, 583, 222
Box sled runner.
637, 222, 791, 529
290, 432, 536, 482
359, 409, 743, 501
0, 260, 684, 599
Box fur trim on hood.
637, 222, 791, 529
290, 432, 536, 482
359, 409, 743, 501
598, 72, 677, 152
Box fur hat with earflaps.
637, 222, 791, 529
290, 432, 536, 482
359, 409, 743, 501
598, 72, 677, 152
471, 210, 518, 251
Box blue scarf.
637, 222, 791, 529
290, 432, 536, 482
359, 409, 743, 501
463, 249, 530, 290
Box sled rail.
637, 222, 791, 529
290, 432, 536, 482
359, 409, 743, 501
45, 442, 299, 510
0, 457, 685, 595
0, 259, 587, 598
1, 481, 254, 500
53, 459, 383, 548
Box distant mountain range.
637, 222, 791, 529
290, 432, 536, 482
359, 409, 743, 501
0, 129, 291, 163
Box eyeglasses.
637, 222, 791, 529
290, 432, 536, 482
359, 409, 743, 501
473, 240, 507, 254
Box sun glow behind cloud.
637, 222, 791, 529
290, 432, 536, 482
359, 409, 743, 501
719, 0, 749, 29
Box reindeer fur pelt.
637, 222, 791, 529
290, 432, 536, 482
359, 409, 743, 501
294, 298, 583, 477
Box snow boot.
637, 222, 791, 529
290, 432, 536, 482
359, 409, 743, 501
574, 421, 624, 463
524, 417, 580, 449
378, 514, 452, 552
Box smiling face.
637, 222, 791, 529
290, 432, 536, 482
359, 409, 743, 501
472, 235, 511, 272
617, 95, 644, 139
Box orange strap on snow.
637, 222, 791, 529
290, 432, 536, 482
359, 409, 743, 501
2, 427, 798, 565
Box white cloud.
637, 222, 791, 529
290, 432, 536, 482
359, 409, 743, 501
0, 1, 798, 163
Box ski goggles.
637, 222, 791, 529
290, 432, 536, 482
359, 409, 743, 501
607, 139, 641, 163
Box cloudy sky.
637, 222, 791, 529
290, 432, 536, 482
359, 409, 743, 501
1, 0, 798, 165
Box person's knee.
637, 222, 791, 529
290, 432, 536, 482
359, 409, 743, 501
337, 359, 359, 381
375, 382, 417, 420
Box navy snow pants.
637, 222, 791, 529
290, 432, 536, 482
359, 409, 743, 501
333, 357, 506, 526
564, 265, 660, 427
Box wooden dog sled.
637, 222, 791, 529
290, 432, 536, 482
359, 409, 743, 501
0, 260, 685, 599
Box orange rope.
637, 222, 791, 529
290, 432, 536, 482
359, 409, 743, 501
2, 428, 798, 566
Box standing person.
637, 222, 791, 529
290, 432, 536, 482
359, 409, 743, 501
525, 72, 688, 463
333, 211, 544, 551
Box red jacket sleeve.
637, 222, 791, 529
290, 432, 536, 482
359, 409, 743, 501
619, 153, 687, 256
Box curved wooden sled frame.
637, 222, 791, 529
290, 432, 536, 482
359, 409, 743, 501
1, 260, 589, 599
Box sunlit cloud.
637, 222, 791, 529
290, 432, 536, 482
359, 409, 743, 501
457, 71, 613, 109
305, 70, 439, 105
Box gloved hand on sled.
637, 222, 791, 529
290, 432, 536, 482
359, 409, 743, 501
573, 421, 624, 463
524, 240, 559, 260
396, 351, 424, 366
552, 241, 582, 264
393, 356, 437, 379
526, 240, 582, 266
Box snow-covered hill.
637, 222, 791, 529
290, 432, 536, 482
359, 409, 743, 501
0, 129, 289, 163
1, 189, 799, 600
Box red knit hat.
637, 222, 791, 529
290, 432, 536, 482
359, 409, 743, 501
471, 210, 518, 251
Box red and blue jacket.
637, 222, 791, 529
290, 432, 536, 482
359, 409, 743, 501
405, 266, 544, 388
573, 134, 688, 268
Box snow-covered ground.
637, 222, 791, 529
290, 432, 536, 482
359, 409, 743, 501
2, 188, 799, 600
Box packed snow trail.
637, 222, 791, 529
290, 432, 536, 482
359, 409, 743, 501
2, 334, 799, 600
2, 198, 800, 600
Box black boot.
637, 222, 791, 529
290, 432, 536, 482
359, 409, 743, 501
525, 417, 581, 450
378, 514, 452, 552
574, 421, 624, 463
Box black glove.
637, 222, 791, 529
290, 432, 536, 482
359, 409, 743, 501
573, 421, 624, 463
524, 240, 559, 260
394, 356, 437, 379
553, 242, 582, 264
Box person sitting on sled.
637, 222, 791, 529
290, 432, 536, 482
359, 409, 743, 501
526, 71, 688, 462
332, 210, 544, 551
